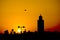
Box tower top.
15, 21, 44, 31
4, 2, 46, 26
40, 14, 42, 16
39, 14, 42, 20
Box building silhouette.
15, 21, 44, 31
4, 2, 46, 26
4, 30, 9, 34
37, 15, 44, 33
1, 15, 60, 40
10, 29, 16, 34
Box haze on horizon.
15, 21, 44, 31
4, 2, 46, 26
0, 0, 60, 33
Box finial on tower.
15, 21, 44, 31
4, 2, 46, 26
40, 14, 42, 16
39, 14, 43, 20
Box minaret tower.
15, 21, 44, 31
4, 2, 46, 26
37, 14, 44, 33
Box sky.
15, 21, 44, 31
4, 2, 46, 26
0, 0, 60, 33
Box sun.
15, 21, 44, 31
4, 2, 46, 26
17, 29, 21, 33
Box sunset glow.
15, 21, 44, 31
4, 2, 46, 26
0, 0, 60, 33
17, 29, 21, 33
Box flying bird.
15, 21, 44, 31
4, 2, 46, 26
24, 9, 27, 11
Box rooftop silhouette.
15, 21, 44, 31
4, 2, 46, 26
0, 15, 60, 40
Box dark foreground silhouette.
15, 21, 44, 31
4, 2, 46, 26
0, 32, 60, 40
0, 15, 59, 40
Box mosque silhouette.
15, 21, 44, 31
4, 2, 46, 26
38, 15, 44, 33
4, 14, 44, 34
0, 15, 59, 40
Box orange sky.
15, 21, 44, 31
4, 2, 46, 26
0, 0, 60, 33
